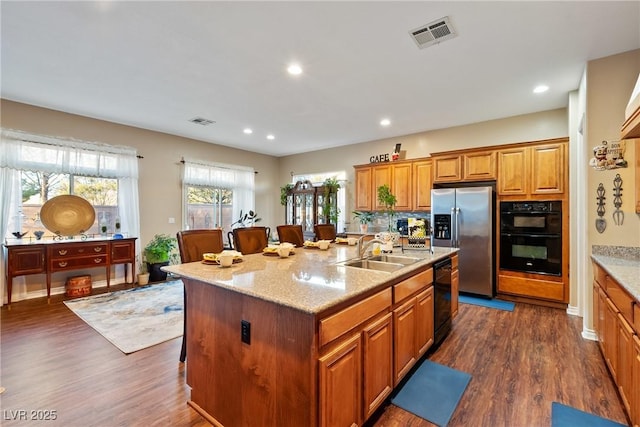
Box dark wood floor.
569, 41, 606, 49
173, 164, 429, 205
1, 287, 629, 427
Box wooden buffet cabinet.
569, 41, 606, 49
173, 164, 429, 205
4, 237, 136, 306
592, 260, 639, 426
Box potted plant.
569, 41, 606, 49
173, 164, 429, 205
322, 177, 341, 224
144, 233, 177, 282
280, 184, 294, 206
137, 256, 150, 286
231, 209, 262, 228
377, 184, 397, 232
352, 211, 373, 233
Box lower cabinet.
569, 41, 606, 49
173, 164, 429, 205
451, 255, 459, 318
393, 298, 418, 385
592, 259, 639, 426
362, 313, 394, 420
319, 333, 363, 427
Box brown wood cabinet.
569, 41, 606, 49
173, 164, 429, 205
432, 150, 496, 183
4, 238, 136, 306
354, 159, 431, 212
497, 140, 566, 197
393, 298, 417, 385
415, 287, 434, 357
451, 255, 459, 318
319, 333, 362, 427
362, 312, 394, 420
592, 259, 639, 426
412, 159, 433, 211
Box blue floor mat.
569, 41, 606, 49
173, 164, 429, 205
391, 360, 471, 426
551, 402, 627, 427
459, 294, 515, 311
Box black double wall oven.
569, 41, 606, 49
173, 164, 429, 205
499, 201, 562, 276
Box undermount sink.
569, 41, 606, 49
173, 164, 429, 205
367, 255, 422, 265
340, 259, 405, 273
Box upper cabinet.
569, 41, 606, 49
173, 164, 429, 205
498, 139, 567, 197
432, 150, 496, 183
354, 158, 431, 212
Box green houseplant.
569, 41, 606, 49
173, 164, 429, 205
322, 177, 341, 224
377, 184, 397, 232
280, 184, 294, 206
352, 211, 373, 233
144, 233, 177, 282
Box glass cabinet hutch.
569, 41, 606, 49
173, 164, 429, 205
284, 180, 338, 237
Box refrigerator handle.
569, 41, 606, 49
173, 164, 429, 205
450, 207, 455, 248
454, 207, 461, 247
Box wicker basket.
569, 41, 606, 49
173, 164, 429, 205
66, 275, 92, 297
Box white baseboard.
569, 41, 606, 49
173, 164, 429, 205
582, 328, 597, 341
566, 304, 580, 316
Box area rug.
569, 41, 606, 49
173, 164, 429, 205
64, 280, 183, 354
551, 402, 627, 427
459, 294, 515, 311
391, 360, 471, 426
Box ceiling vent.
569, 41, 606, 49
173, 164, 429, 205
189, 117, 216, 126
410, 16, 457, 49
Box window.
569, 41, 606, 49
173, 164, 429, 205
1, 129, 140, 242
181, 159, 255, 239
20, 172, 119, 236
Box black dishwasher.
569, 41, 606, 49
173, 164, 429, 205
433, 257, 452, 346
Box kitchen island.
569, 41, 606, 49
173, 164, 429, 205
163, 245, 458, 427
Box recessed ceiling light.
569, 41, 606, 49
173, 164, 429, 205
287, 63, 302, 75
267, 134, 275, 140
243, 128, 253, 134
380, 118, 391, 126
533, 85, 549, 94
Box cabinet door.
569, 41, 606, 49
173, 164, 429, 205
372, 165, 392, 210
392, 163, 412, 211
617, 313, 633, 415
632, 335, 640, 427
597, 286, 607, 352
319, 333, 362, 427
355, 167, 372, 211
498, 147, 528, 195
451, 269, 459, 318
412, 160, 433, 211
393, 298, 417, 385
531, 143, 564, 194
604, 298, 619, 382
111, 240, 134, 263
362, 313, 393, 420
463, 151, 496, 181
433, 155, 462, 182
415, 287, 434, 357
8, 246, 45, 275
592, 282, 600, 341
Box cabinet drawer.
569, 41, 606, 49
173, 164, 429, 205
393, 268, 433, 303
605, 276, 634, 325
50, 244, 108, 258
498, 274, 565, 302
112, 241, 134, 262
50, 255, 108, 271
320, 288, 391, 347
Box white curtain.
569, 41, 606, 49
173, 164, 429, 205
0, 167, 25, 305
181, 159, 255, 228
0, 129, 141, 302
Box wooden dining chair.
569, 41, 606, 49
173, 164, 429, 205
176, 229, 224, 363
314, 224, 337, 242
276, 224, 305, 247
232, 226, 269, 255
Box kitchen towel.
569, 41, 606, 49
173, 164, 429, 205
391, 360, 471, 426
551, 402, 627, 427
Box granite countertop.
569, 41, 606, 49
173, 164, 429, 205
591, 246, 640, 302
163, 244, 457, 314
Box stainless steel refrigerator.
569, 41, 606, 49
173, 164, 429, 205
431, 186, 494, 297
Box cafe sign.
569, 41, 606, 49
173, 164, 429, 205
370, 143, 402, 163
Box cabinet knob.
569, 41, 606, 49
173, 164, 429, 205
94, 258, 102, 264
58, 250, 67, 255
58, 262, 67, 267
94, 247, 103, 252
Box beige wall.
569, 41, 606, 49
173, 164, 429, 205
279, 108, 568, 230
586, 49, 640, 248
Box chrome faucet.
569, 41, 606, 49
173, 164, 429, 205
357, 236, 386, 259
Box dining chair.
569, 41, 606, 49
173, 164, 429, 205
176, 229, 224, 363
314, 224, 337, 242
231, 226, 269, 255
276, 224, 305, 247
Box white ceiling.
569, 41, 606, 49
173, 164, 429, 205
2, 1, 639, 157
